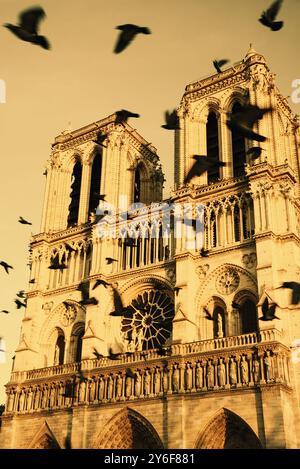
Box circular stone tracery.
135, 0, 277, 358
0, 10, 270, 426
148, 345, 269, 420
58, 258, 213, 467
121, 290, 174, 351
216, 268, 240, 295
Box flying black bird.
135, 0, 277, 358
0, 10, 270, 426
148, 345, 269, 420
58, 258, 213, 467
246, 147, 264, 160
4, 6, 51, 49
108, 347, 122, 360
77, 281, 98, 306
90, 192, 107, 202
106, 257, 118, 264
259, 297, 280, 321
93, 348, 104, 360
184, 155, 226, 184
174, 286, 182, 296
259, 0, 284, 31
15, 299, 26, 309
278, 282, 300, 305
200, 248, 209, 258
18, 216, 32, 225
213, 59, 229, 73
0, 261, 13, 274
0, 310, 9, 314
123, 238, 137, 248
125, 368, 136, 379
114, 24, 151, 54
109, 307, 132, 317
48, 257, 67, 272
161, 110, 180, 130
156, 346, 172, 357
92, 278, 110, 290
65, 243, 76, 253
92, 131, 108, 148
115, 109, 140, 124
203, 307, 213, 321
227, 104, 273, 142
63, 301, 73, 309
29, 279, 36, 284
16, 290, 26, 299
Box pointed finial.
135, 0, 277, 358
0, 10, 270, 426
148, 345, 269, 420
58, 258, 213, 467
245, 43, 257, 59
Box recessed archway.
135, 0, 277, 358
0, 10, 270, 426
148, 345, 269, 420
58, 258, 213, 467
92, 408, 163, 449
195, 408, 262, 449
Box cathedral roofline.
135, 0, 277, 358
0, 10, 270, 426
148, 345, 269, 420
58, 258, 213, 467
52, 113, 158, 156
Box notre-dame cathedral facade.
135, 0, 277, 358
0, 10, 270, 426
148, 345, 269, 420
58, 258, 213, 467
1, 47, 300, 449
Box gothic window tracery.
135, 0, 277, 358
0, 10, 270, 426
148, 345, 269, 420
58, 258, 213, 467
88, 153, 102, 215
206, 112, 221, 183
67, 160, 82, 227
231, 103, 246, 177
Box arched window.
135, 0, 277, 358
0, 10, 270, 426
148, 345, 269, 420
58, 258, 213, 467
75, 330, 84, 362
54, 333, 65, 366
234, 204, 240, 242
240, 300, 258, 333
134, 166, 141, 203
213, 306, 226, 339
67, 161, 82, 227
231, 103, 246, 177
206, 112, 220, 184
88, 153, 102, 215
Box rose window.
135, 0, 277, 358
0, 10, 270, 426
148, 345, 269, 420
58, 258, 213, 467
216, 268, 240, 295
121, 290, 174, 351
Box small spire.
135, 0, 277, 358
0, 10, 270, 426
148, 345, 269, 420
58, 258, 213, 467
61, 121, 72, 135
245, 43, 257, 59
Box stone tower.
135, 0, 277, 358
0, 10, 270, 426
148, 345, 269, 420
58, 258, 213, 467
1, 48, 300, 449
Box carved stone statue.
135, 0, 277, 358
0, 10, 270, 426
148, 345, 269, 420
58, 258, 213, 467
154, 369, 161, 394
34, 386, 40, 410
229, 358, 237, 385
185, 363, 193, 391
54, 345, 60, 366
252, 356, 260, 383
107, 376, 114, 400
125, 376, 132, 398
136, 328, 144, 352
7, 389, 15, 412
135, 371, 141, 397
89, 379, 96, 403
19, 389, 25, 412
116, 374, 123, 398
217, 359, 226, 387
217, 313, 224, 338
264, 351, 274, 382
41, 385, 48, 409
49, 384, 56, 408
172, 365, 180, 392
98, 376, 104, 401
240, 356, 249, 385
207, 360, 214, 388
196, 363, 203, 389
79, 380, 86, 403
144, 370, 151, 396
163, 368, 168, 393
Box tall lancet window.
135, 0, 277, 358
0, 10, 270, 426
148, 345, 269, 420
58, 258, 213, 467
134, 166, 141, 203
206, 112, 220, 184
67, 160, 82, 227
88, 153, 102, 215
231, 102, 246, 177
54, 333, 65, 366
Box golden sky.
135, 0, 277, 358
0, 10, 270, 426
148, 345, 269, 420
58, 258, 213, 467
0, 0, 299, 403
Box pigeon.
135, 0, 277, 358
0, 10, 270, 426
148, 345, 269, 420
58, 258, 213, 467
77, 281, 98, 306
259, 0, 284, 31
114, 24, 151, 54
107, 347, 122, 360
278, 282, 300, 305
90, 192, 106, 202
161, 110, 180, 130
48, 257, 67, 272
259, 297, 280, 321
200, 248, 210, 258
0, 310, 9, 314
92, 131, 108, 148
65, 243, 76, 253
4, 6, 50, 50
156, 346, 172, 357
227, 104, 272, 142
106, 257, 118, 264
92, 278, 110, 290
115, 109, 140, 124
184, 155, 226, 184
109, 307, 132, 317
18, 216, 32, 225
15, 299, 26, 309
203, 307, 213, 321
92, 348, 104, 360
0, 261, 13, 274
246, 147, 264, 160
29, 279, 36, 284
213, 59, 229, 73
16, 290, 26, 299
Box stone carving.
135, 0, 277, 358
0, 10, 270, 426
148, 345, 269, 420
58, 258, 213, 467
172, 365, 180, 392
196, 363, 203, 389
196, 264, 210, 279
240, 356, 249, 385
107, 376, 113, 400
144, 370, 151, 396
242, 253, 257, 269
135, 372, 141, 397
252, 356, 260, 384
229, 358, 237, 385
125, 376, 132, 398
217, 313, 224, 338
116, 374, 123, 398
264, 351, 274, 382
185, 363, 193, 391
60, 303, 77, 327
207, 361, 214, 388
79, 381, 86, 403
216, 268, 240, 295
154, 369, 161, 394
217, 359, 226, 387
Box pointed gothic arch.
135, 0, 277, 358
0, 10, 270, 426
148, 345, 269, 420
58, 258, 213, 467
194, 408, 262, 449
231, 102, 247, 177
67, 159, 83, 227
92, 408, 163, 449
30, 421, 61, 449
88, 152, 102, 215
206, 111, 221, 183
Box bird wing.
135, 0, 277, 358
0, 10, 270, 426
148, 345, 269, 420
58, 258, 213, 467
218, 59, 229, 68
237, 105, 272, 128
19, 7, 46, 35
266, 0, 283, 21
78, 281, 89, 301
292, 286, 300, 305
262, 297, 269, 315
114, 29, 137, 53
